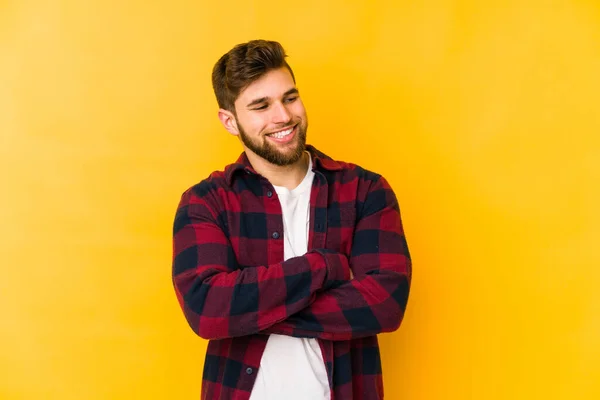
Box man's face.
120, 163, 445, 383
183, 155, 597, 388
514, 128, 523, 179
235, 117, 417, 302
232, 67, 308, 166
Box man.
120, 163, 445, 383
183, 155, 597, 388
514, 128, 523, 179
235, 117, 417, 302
172, 39, 412, 400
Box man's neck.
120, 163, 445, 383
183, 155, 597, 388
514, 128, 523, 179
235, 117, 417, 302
245, 150, 310, 190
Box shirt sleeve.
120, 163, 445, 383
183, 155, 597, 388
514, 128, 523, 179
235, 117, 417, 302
171, 186, 352, 340
262, 175, 412, 341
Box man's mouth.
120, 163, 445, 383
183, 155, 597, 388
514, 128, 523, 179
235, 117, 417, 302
266, 125, 296, 140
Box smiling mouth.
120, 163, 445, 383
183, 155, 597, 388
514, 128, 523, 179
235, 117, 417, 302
266, 125, 296, 139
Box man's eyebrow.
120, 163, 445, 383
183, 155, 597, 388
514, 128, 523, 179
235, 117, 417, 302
246, 88, 300, 109
283, 88, 299, 97
246, 96, 269, 108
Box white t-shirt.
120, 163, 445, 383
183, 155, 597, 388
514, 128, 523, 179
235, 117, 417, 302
249, 154, 330, 400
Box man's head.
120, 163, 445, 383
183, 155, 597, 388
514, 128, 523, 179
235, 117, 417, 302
212, 40, 308, 166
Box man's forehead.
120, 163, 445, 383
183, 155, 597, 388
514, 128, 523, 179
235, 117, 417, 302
239, 68, 296, 100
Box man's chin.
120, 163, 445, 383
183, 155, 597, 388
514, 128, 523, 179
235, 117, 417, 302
267, 149, 305, 166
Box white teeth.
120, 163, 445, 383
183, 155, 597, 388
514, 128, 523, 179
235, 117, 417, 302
270, 127, 293, 139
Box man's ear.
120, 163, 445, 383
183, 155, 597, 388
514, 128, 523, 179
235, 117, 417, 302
218, 109, 240, 136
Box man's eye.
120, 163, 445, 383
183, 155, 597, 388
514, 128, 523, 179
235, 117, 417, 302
284, 96, 298, 103
253, 105, 268, 110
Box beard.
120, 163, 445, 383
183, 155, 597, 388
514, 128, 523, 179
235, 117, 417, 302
237, 120, 308, 166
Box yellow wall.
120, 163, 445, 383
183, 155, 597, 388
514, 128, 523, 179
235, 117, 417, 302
2, 1, 599, 399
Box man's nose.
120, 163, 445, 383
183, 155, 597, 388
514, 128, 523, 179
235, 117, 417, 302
271, 102, 292, 124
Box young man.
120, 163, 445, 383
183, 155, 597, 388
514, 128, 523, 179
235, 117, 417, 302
172, 40, 412, 400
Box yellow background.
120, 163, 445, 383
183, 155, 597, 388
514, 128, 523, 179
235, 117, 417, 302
2, 1, 599, 399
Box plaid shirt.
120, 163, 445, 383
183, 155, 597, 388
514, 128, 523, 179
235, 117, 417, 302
172, 145, 412, 399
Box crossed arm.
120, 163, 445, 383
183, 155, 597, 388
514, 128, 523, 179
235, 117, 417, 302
172, 176, 411, 340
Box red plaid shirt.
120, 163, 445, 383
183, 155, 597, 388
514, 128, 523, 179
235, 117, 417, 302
172, 145, 412, 399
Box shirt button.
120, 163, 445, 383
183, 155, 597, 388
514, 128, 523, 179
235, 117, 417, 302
246, 367, 253, 375
266, 191, 273, 198
272, 231, 280, 239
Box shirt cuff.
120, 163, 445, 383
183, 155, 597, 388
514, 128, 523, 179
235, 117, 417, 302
315, 250, 351, 289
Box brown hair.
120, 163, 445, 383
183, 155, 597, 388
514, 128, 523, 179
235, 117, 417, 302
212, 40, 296, 113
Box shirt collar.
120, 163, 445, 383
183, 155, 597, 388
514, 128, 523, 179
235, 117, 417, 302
224, 144, 343, 186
